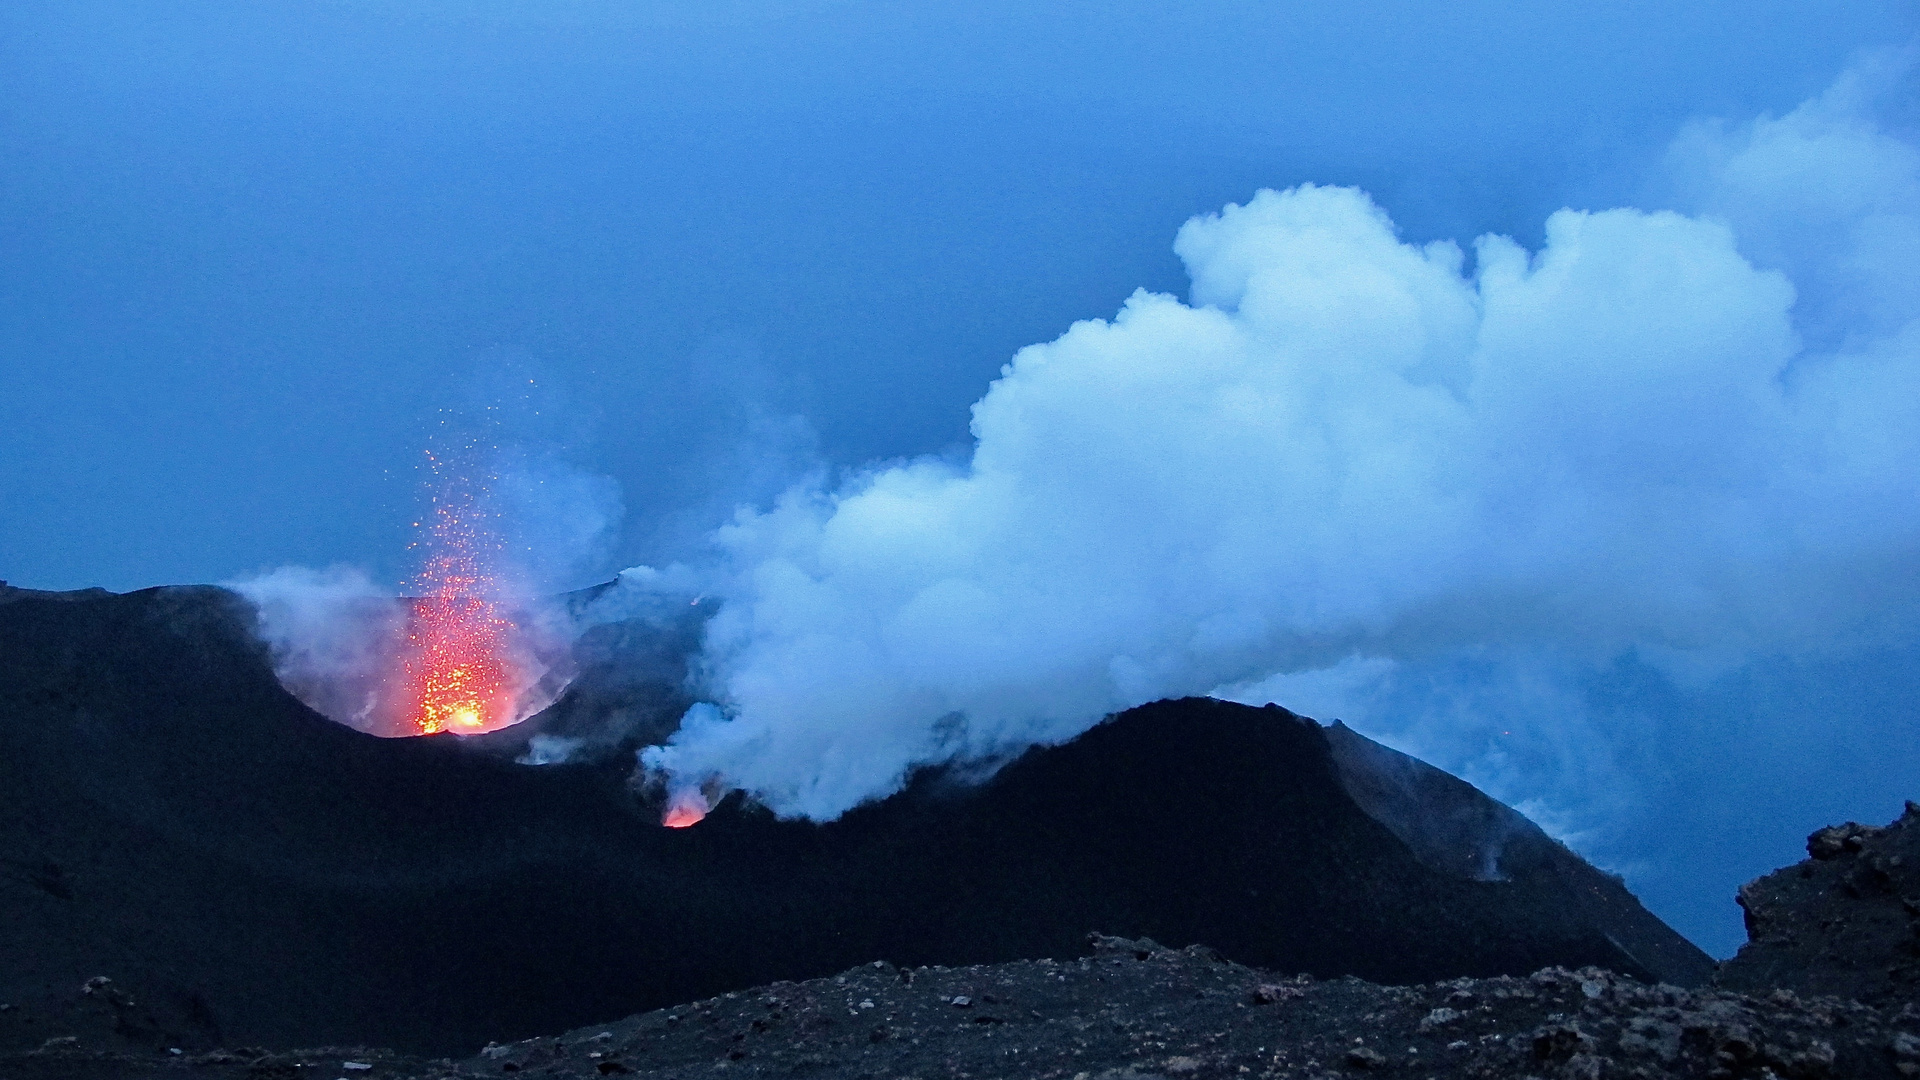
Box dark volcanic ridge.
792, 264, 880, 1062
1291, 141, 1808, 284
0, 582, 1778, 1077
9, 811, 1919, 1080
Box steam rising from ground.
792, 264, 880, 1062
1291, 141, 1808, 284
635, 54, 1920, 835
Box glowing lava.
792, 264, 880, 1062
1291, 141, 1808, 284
662, 789, 710, 828
401, 448, 521, 736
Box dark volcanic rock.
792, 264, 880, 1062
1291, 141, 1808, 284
459, 587, 708, 764
1719, 801, 1920, 1007
454, 939, 1918, 1080
0, 581, 113, 605
1323, 721, 1710, 987
0, 585, 1705, 1057
13, 939, 1918, 1080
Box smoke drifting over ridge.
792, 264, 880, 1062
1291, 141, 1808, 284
633, 55, 1920, 838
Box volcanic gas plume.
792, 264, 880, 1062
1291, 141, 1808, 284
624, 54, 1920, 855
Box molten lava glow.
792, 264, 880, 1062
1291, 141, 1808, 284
400, 449, 522, 736
662, 789, 710, 828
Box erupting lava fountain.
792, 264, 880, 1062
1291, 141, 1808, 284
394, 447, 545, 736
240, 435, 574, 740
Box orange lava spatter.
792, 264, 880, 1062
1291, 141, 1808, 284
401, 448, 520, 735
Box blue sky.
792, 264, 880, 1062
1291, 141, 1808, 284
6, 2, 1920, 959
4, 1, 1912, 590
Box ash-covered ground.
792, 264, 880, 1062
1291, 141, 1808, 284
0, 584, 1709, 1056
7, 806, 1918, 1080
2, 584, 1915, 1079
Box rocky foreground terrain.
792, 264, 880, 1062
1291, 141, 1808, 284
6, 804, 1917, 1080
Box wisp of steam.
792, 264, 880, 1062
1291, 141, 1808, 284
630, 54, 1920, 831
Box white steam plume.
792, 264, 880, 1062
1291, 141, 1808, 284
636, 53, 1920, 830
230, 565, 411, 734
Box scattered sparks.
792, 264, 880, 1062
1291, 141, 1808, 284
400, 445, 521, 736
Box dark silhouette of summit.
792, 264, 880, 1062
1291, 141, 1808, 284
0, 584, 1709, 1056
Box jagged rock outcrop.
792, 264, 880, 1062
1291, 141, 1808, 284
1719, 801, 1920, 1007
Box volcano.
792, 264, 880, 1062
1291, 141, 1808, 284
0, 583, 1709, 1057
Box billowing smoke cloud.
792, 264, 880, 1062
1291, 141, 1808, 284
635, 52, 1920, 853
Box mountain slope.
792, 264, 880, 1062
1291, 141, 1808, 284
0, 585, 1708, 1056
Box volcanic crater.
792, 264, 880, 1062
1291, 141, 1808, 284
1, 582, 1914, 1080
